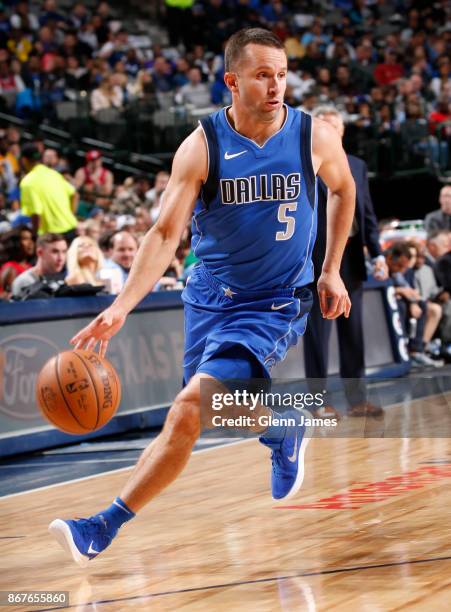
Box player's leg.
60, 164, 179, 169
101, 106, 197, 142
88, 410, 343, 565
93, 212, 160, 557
199, 344, 314, 502
48, 372, 209, 566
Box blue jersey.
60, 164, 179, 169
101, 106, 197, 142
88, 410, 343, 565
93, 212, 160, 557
191, 105, 317, 291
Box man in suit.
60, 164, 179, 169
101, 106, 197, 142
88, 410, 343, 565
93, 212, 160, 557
303, 106, 388, 418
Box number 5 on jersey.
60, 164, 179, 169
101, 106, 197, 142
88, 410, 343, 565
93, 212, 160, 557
276, 202, 297, 241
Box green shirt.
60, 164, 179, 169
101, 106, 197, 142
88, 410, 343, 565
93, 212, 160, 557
165, 0, 194, 7
20, 164, 77, 234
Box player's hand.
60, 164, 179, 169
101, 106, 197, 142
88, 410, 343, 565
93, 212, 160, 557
317, 270, 351, 319
70, 305, 127, 357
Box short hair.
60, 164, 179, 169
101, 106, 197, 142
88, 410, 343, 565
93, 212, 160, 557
36, 233, 66, 249
20, 143, 41, 161
224, 28, 284, 72
427, 229, 450, 243
312, 105, 343, 119
110, 230, 138, 249
385, 241, 412, 260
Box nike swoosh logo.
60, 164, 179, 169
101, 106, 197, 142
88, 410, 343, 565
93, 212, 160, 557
224, 150, 247, 160
287, 436, 298, 463
87, 541, 100, 555
271, 301, 294, 311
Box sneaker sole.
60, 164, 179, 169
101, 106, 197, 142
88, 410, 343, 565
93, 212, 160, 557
274, 409, 314, 501
48, 519, 90, 568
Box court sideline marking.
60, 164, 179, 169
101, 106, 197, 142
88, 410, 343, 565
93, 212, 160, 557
33, 554, 451, 612
0, 439, 251, 500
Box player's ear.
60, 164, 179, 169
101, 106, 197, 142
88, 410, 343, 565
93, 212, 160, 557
224, 71, 238, 93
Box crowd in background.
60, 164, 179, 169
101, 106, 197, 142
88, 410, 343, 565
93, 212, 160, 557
381, 187, 451, 366
0, 1, 446, 169
0, 0, 449, 367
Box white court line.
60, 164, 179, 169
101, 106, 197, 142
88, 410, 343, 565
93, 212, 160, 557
0, 459, 136, 467
0, 439, 252, 500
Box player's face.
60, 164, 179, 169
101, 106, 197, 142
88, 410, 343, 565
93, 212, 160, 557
230, 44, 287, 121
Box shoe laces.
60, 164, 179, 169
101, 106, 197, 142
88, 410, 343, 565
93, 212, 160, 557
271, 448, 290, 477
76, 516, 116, 545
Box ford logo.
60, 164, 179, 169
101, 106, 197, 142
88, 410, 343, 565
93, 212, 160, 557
0, 334, 60, 420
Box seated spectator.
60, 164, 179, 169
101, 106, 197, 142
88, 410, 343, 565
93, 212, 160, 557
429, 57, 450, 100
433, 234, 451, 293
424, 186, 451, 235
11, 232, 67, 299
42, 147, 67, 173
74, 150, 114, 214
65, 236, 105, 287
385, 242, 442, 368
83, 219, 102, 243
406, 241, 443, 360
151, 56, 174, 93
90, 73, 124, 115
175, 67, 212, 108
0, 134, 17, 199
102, 230, 138, 292
374, 50, 404, 86
412, 241, 451, 354
145, 171, 169, 209
428, 95, 451, 130
0, 225, 34, 297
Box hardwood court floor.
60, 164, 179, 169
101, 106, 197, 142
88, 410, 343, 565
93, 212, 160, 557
1, 395, 451, 611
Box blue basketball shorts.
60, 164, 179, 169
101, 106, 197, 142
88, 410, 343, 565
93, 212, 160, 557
181, 264, 313, 384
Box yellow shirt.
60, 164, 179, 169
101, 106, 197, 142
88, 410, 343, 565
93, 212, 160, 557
20, 164, 77, 234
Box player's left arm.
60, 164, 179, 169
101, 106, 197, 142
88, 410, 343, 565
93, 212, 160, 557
312, 117, 356, 319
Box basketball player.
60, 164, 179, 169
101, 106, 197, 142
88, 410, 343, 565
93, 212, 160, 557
49, 28, 356, 567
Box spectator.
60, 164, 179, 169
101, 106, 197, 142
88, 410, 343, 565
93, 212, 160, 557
103, 230, 138, 290
0, 225, 34, 297
145, 171, 169, 207
74, 150, 114, 213
83, 219, 102, 243
430, 57, 451, 99
151, 56, 174, 93
424, 186, 451, 235
0, 134, 17, 199
19, 144, 78, 241
386, 242, 441, 368
432, 234, 451, 293
65, 236, 105, 287
412, 241, 451, 353
374, 49, 404, 86
175, 67, 211, 107
42, 148, 62, 170
90, 73, 124, 114
406, 242, 443, 360
11, 232, 67, 299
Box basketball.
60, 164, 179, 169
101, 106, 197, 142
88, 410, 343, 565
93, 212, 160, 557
36, 350, 121, 435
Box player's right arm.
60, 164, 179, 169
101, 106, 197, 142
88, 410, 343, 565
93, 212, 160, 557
71, 128, 208, 355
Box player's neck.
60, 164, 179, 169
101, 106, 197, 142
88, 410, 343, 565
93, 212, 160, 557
227, 105, 286, 146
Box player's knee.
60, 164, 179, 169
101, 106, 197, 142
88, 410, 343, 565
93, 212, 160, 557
166, 392, 201, 442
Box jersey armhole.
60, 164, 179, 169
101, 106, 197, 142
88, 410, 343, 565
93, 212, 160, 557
300, 111, 316, 210
199, 117, 219, 210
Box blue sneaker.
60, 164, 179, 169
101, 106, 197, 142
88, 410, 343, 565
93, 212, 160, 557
261, 409, 313, 500
48, 515, 117, 567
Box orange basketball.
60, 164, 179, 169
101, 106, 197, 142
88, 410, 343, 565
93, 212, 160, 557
36, 350, 121, 435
